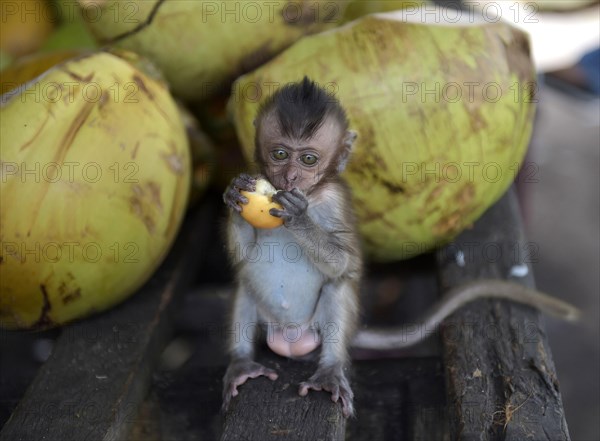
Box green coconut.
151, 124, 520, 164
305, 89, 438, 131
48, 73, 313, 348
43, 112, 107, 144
342, 0, 428, 23
0, 50, 191, 329
229, 8, 536, 261
78, 0, 348, 101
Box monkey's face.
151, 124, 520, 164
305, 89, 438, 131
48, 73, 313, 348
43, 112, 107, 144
257, 116, 344, 192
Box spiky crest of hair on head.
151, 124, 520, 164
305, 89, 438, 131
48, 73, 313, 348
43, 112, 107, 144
256, 77, 348, 142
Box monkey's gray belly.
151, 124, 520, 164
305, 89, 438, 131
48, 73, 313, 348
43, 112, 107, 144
241, 227, 325, 325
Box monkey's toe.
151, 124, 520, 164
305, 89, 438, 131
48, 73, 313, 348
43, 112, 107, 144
222, 360, 278, 412
298, 374, 354, 418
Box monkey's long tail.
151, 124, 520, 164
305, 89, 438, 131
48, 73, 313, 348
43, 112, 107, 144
351, 279, 581, 351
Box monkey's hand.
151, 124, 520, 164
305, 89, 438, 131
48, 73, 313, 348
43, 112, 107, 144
270, 189, 309, 228
222, 358, 278, 412
223, 173, 257, 213
299, 365, 354, 418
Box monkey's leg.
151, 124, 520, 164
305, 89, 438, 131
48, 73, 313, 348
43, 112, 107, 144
299, 281, 358, 417
222, 284, 278, 411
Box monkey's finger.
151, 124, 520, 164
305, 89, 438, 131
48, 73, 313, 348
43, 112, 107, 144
269, 208, 290, 218
331, 386, 340, 403
221, 385, 238, 411
277, 190, 307, 211
273, 192, 301, 212
233, 174, 256, 191
260, 367, 278, 381
221, 396, 231, 413
233, 180, 255, 193
246, 367, 277, 381
239, 173, 255, 181
290, 188, 307, 202
226, 200, 242, 213
298, 384, 309, 396
285, 190, 306, 207
226, 189, 249, 205
272, 191, 290, 205
224, 197, 245, 213
298, 381, 322, 396
340, 395, 354, 418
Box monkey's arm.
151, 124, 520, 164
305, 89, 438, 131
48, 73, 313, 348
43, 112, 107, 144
225, 211, 255, 267
352, 279, 581, 351
224, 173, 257, 267
222, 174, 278, 411
271, 188, 358, 279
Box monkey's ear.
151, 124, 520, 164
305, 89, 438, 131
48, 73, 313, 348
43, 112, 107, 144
337, 130, 358, 173
253, 119, 257, 127
344, 130, 357, 148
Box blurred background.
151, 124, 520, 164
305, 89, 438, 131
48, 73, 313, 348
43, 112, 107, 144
480, 2, 600, 439
1, 1, 598, 440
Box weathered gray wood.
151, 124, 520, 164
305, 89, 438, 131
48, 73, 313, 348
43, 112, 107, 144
165, 260, 445, 441
436, 187, 570, 440
154, 365, 224, 441
347, 358, 449, 441
221, 349, 346, 441
0, 202, 213, 441
151, 286, 345, 441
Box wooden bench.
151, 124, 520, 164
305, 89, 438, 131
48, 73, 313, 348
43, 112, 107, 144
0, 187, 571, 441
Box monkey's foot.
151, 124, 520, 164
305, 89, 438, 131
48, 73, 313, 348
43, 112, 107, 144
298, 366, 354, 417
222, 359, 278, 411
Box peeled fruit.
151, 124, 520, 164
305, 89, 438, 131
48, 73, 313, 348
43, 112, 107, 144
240, 179, 283, 229
230, 8, 536, 261
0, 50, 191, 329
78, 0, 348, 100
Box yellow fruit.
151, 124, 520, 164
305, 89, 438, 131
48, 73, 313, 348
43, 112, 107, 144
78, 0, 349, 100
0, 50, 191, 329
230, 8, 536, 261
240, 179, 283, 229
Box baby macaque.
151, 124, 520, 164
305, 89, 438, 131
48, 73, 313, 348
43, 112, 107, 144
223, 77, 361, 417
222, 77, 579, 417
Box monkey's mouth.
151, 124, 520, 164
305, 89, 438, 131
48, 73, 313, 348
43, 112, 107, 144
271, 180, 297, 192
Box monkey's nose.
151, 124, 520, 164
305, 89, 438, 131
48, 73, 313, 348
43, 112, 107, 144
285, 167, 299, 182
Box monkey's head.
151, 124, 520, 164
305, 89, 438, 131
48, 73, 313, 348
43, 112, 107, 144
254, 77, 357, 193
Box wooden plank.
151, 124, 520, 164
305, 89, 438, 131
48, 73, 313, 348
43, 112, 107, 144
436, 187, 571, 440
153, 286, 230, 441
347, 358, 449, 441
0, 201, 214, 441
165, 259, 444, 441
168, 285, 346, 441
221, 348, 346, 441
154, 364, 224, 441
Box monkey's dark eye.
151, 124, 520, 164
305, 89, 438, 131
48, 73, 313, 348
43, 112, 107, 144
300, 154, 318, 166
271, 149, 289, 161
